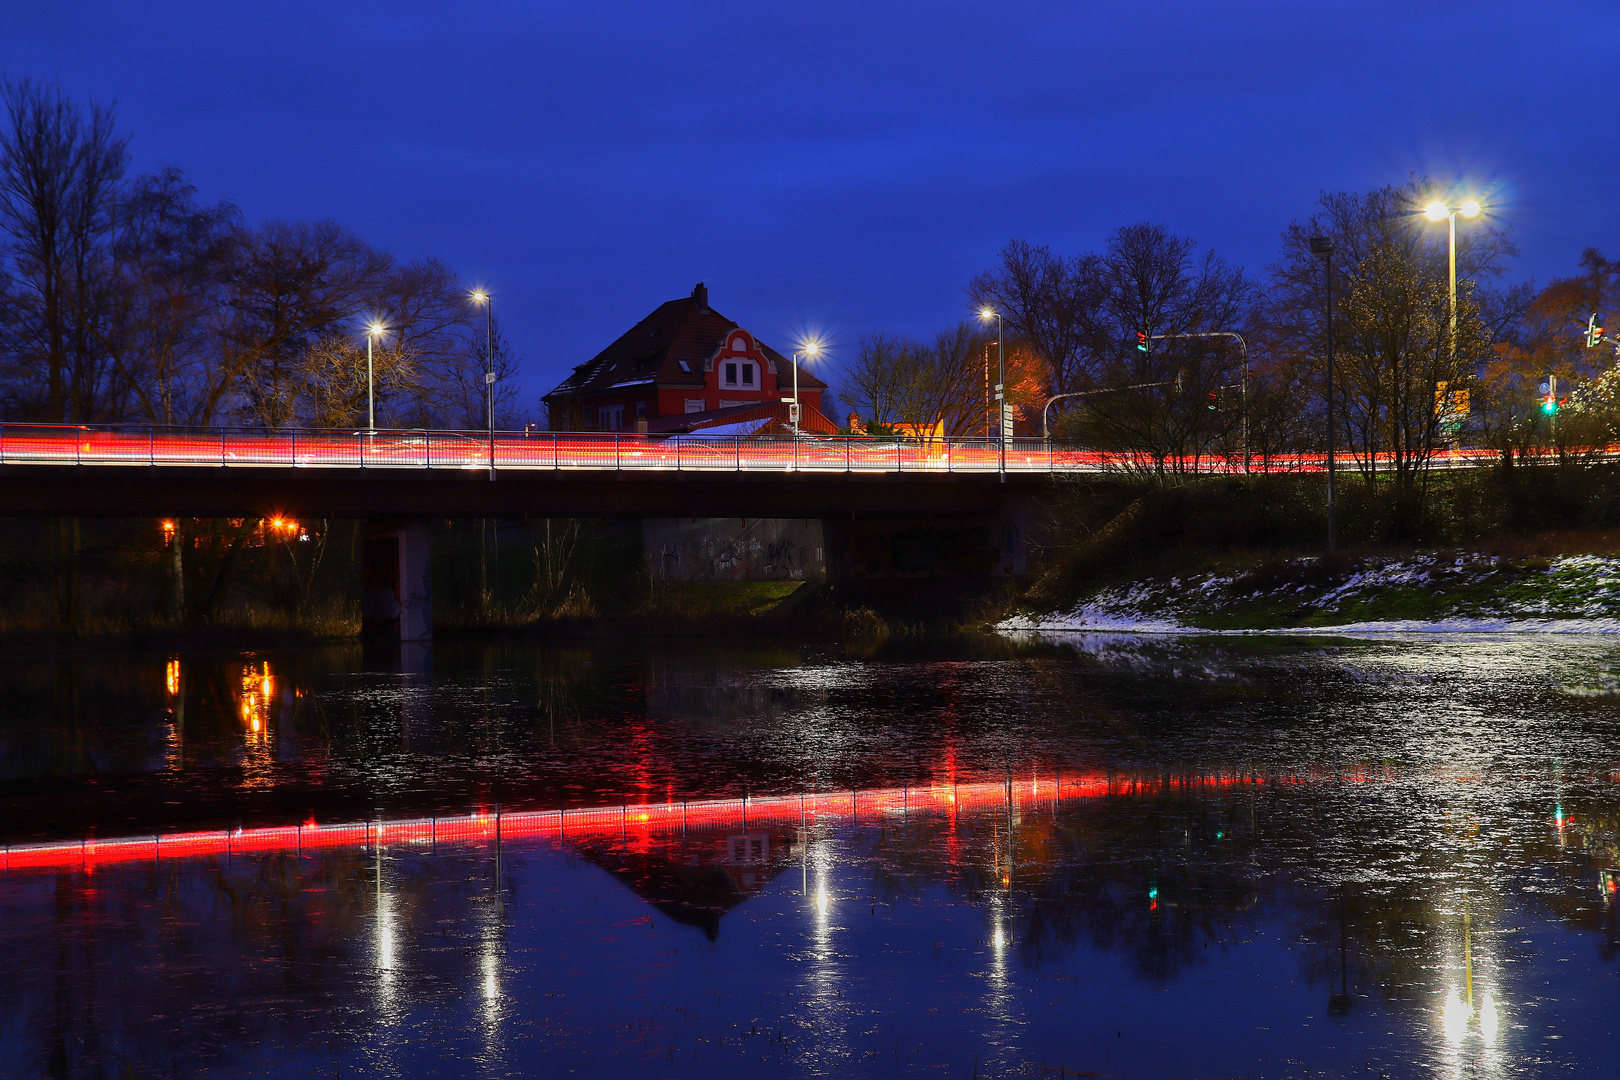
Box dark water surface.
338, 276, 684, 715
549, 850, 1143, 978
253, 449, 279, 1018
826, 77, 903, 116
2, 633, 1618, 1078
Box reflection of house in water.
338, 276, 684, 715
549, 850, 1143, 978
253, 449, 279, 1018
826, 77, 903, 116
568, 828, 800, 941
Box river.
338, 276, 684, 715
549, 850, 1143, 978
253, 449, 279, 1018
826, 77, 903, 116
1, 632, 1616, 1077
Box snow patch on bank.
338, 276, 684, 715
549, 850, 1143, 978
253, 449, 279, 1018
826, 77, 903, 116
1001, 554, 1620, 635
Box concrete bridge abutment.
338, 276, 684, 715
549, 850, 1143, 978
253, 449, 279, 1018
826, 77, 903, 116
361, 520, 433, 641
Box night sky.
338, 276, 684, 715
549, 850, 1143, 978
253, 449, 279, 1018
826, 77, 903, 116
6, 2, 1615, 408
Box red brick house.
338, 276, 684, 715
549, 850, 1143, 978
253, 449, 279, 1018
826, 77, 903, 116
543, 283, 830, 433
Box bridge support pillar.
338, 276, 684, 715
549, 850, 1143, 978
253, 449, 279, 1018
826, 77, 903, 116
361, 520, 432, 641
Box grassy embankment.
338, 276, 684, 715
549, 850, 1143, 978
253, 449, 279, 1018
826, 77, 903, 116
1012, 466, 1620, 631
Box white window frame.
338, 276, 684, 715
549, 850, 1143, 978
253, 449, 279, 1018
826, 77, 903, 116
597, 405, 625, 431
684, 399, 706, 413
721, 360, 758, 388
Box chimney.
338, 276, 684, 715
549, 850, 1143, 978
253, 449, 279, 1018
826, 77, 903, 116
692, 281, 709, 312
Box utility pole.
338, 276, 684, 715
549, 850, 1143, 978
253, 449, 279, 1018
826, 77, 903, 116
1311, 236, 1337, 552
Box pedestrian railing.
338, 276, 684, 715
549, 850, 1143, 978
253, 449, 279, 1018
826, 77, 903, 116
0, 422, 1562, 475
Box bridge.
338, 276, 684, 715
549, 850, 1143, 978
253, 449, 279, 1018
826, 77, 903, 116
0, 422, 1504, 516
0, 424, 1511, 640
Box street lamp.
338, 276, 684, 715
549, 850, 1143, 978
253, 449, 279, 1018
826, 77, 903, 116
978, 306, 1005, 478
471, 290, 494, 480
1423, 198, 1482, 362
787, 339, 821, 433
365, 319, 387, 433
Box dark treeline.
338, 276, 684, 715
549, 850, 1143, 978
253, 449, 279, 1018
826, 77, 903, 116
0, 78, 547, 635
0, 78, 523, 431
842, 183, 1620, 495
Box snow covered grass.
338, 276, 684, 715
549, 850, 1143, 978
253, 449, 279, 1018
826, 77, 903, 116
1002, 553, 1620, 634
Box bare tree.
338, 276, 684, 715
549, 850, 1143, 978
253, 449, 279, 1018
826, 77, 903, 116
1265, 181, 1515, 507
968, 239, 1106, 396
227, 220, 387, 428
0, 78, 130, 422
1052, 224, 1252, 473
101, 168, 243, 425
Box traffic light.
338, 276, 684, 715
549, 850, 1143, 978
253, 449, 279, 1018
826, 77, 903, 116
1207, 389, 1219, 411
1540, 374, 1559, 415
1135, 331, 1149, 353
1586, 313, 1604, 349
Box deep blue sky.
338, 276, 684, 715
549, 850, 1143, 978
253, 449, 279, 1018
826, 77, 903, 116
6, 2, 1616, 411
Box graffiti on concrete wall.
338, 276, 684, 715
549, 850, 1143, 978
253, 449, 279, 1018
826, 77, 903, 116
644, 519, 826, 582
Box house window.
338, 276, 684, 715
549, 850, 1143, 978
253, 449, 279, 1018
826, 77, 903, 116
684, 399, 706, 413
678, 360, 691, 372
722, 361, 757, 388
597, 405, 625, 431
635, 401, 647, 418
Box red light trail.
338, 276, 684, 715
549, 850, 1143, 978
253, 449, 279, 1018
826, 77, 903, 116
3, 770, 1318, 875
0, 423, 1515, 475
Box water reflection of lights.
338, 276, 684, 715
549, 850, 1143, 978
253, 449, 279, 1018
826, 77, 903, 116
1441, 987, 1503, 1048
1442, 988, 1468, 1043
165, 658, 180, 697
239, 661, 273, 740
814, 885, 829, 917
2, 770, 1281, 873
1480, 994, 1499, 1044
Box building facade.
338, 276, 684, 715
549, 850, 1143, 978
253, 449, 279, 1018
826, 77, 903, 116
543, 283, 829, 433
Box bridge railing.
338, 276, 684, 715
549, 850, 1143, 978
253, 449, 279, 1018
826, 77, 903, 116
0, 421, 1560, 475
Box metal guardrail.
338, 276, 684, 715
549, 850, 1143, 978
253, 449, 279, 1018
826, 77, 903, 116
0, 422, 1539, 475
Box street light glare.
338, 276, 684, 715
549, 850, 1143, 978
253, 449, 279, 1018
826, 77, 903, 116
367, 320, 387, 336
978, 306, 997, 321
470, 290, 488, 303
1459, 199, 1481, 218
1424, 201, 1448, 222
801, 340, 821, 357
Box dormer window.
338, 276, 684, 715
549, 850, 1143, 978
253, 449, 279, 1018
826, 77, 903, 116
722, 360, 758, 388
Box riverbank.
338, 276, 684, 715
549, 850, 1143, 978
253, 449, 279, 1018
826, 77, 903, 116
1001, 551, 1620, 634
0, 580, 924, 655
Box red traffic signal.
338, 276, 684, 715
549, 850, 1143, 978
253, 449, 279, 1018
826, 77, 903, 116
1134, 331, 1149, 353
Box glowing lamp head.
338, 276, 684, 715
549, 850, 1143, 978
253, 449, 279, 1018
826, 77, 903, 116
470, 290, 488, 304
1424, 201, 1449, 222
1459, 199, 1481, 218
367, 320, 387, 338
978, 306, 997, 322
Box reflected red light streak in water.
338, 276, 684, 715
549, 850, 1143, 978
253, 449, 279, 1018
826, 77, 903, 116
1, 769, 1384, 874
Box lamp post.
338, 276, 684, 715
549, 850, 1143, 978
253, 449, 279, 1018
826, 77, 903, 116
1310, 236, 1336, 552
978, 307, 1005, 478
1423, 199, 1481, 362
471, 290, 494, 480
365, 320, 387, 434
787, 340, 820, 433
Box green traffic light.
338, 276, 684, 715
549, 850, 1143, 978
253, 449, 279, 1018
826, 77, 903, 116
1542, 399, 1558, 415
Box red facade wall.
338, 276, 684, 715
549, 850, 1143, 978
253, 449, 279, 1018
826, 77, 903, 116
564, 328, 821, 430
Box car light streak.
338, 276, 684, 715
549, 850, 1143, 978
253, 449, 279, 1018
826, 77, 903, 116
0, 423, 1531, 475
